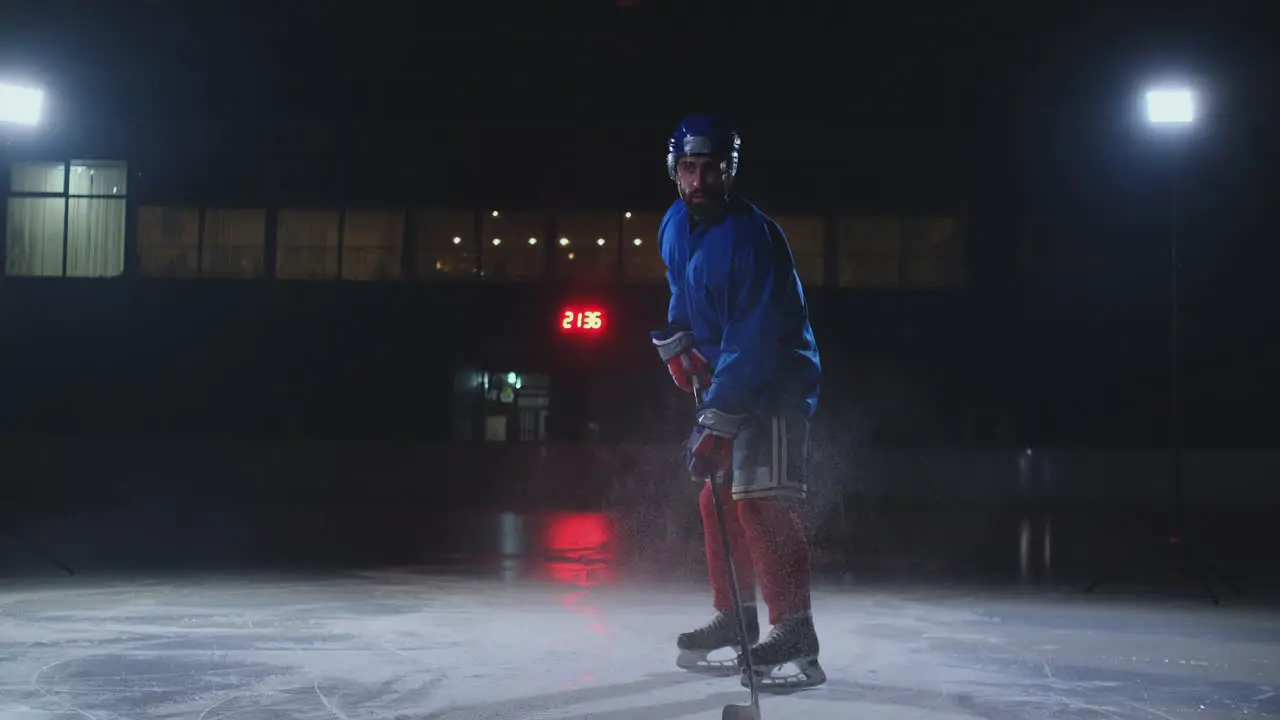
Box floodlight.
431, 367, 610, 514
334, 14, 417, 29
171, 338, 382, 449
0, 83, 43, 126
1146, 88, 1195, 124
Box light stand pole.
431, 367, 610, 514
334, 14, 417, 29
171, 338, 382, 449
1084, 85, 1237, 604
1168, 145, 1184, 542
1162, 127, 1239, 604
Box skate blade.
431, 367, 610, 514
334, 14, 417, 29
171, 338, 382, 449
677, 648, 743, 676
743, 656, 827, 692
721, 703, 762, 720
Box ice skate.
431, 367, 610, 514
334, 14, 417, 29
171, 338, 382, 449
676, 605, 760, 675
739, 612, 826, 690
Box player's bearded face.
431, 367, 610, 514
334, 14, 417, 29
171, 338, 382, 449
675, 156, 730, 216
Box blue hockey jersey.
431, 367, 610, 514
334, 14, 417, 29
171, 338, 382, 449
659, 197, 822, 419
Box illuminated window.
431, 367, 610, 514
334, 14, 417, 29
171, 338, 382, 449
6, 162, 65, 276
342, 209, 404, 281
838, 216, 901, 288
5, 160, 127, 277
773, 215, 825, 287
67, 161, 127, 277
137, 206, 200, 277
555, 212, 617, 280
202, 208, 266, 278
414, 208, 476, 279
8, 161, 64, 194
277, 209, 340, 279
620, 210, 664, 284
481, 211, 544, 280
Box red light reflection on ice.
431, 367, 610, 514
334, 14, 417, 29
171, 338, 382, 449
560, 587, 609, 634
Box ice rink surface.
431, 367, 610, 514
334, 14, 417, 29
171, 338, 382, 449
1, 565, 1277, 720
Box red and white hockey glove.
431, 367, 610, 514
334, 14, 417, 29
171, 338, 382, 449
650, 327, 712, 394
686, 408, 743, 481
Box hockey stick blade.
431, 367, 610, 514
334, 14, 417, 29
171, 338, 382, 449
722, 703, 763, 720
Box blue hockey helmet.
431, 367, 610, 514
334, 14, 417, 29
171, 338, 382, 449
666, 114, 740, 181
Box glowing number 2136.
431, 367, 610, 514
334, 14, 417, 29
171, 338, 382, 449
562, 310, 604, 331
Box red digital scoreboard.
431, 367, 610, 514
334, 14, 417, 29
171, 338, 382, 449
559, 306, 606, 334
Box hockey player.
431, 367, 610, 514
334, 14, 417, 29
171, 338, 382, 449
650, 113, 826, 690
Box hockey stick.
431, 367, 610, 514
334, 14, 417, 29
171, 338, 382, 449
693, 379, 762, 720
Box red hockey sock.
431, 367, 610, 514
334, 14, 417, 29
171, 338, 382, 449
739, 497, 811, 625
699, 482, 757, 613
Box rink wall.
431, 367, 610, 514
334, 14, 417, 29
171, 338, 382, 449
5, 435, 1279, 506
1, 436, 1276, 588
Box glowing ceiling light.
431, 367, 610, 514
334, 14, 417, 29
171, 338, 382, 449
1145, 87, 1196, 124
0, 83, 43, 126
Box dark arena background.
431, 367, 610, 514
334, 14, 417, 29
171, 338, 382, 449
0, 2, 1278, 718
